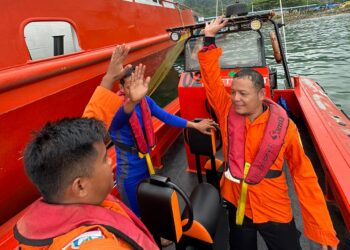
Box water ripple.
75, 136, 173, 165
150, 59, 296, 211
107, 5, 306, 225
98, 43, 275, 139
285, 13, 350, 114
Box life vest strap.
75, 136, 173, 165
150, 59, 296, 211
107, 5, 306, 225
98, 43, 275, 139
236, 162, 251, 225
235, 165, 282, 225
138, 153, 155, 175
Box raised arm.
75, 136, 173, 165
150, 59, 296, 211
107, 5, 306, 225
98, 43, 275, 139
83, 44, 132, 128
198, 17, 231, 124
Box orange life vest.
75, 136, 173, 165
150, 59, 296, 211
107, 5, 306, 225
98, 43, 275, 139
14, 195, 158, 250
227, 98, 288, 184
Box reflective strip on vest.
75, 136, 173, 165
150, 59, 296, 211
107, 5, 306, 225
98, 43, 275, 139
236, 162, 251, 225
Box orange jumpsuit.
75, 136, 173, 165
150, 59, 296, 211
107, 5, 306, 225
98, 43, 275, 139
83, 86, 124, 129
198, 48, 339, 246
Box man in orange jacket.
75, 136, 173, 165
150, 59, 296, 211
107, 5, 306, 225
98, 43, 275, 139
14, 45, 159, 250
198, 17, 339, 250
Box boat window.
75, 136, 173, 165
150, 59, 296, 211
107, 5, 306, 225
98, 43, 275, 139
24, 21, 81, 60
163, 0, 176, 9
185, 31, 265, 71
135, 0, 161, 6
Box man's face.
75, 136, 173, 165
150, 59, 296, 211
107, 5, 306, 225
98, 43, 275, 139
230, 77, 265, 116
86, 141, 114, 204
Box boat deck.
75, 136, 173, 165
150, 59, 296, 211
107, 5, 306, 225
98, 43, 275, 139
156, 120, 350, 249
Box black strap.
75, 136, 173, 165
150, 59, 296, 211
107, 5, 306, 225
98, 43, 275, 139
114, 141, 138, 154
13, 225, 53, 246
265, 169, 282, 179
102, 224, 143, 250
224, 162, 282, 180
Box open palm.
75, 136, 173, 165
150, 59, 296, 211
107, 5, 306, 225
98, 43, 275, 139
106, 44, 131, 81
125, 64, 150, 103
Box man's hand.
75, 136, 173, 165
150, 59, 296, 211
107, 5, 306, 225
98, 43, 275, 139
101, 44, 132, 90
187, 119, 217, 135
123, 64, 150, 113
204, 16, 228, 37
127, 64, 150, 103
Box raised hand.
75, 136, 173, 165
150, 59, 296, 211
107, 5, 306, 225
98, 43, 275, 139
204, 16, 228, 37
101, 44, 132, 89
128, 64, 150, 103
123, 64, 150, 113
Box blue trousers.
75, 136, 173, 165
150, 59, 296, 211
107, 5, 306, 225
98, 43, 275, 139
116, 148, 150, 217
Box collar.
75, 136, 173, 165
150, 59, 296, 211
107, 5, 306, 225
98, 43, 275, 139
246, 105, 270, 127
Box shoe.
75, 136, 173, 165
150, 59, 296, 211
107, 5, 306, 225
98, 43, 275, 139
160, 237, 173, 247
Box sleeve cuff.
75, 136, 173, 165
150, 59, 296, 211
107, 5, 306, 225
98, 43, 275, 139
203, 37, 216, 47
200, 37, 217, 52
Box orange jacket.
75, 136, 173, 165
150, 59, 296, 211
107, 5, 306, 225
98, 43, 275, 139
83, 86, 123, 129
198, 48, 339, 246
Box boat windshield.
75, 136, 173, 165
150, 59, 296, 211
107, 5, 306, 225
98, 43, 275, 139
185, 30, 265, 71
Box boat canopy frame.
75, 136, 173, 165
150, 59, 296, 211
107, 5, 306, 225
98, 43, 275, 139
167, 11, 292, 88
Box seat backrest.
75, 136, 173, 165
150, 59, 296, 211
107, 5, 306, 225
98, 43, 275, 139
181, 183, 221, 244
184, 119, 221, 157
137, 176, 222, 247
137, 175, 192, 243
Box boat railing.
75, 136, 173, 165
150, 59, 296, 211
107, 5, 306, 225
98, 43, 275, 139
0, 34, 170, 95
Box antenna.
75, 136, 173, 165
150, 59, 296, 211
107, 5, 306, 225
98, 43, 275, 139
279, 0, 288, 61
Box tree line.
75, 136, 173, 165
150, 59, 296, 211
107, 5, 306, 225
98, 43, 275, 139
180, 0, 344, 17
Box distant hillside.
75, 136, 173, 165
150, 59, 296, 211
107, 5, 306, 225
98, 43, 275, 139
180, 0, 336, 17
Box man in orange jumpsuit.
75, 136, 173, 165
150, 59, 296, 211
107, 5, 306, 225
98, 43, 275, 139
198, 17, 339, 250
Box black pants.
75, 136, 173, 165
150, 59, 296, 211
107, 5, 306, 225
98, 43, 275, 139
227, 202, 302, 250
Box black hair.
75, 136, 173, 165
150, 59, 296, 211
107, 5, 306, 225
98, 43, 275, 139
234, 69, 264, 90
23, 118, 107, 202
120, 66, 135, 85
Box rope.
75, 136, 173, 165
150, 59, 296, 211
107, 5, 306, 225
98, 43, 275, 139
176, 2, 185, 27
221, 0, 224, 16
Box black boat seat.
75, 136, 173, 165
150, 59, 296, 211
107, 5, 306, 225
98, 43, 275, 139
137, 175, 221, 248
181, 182, 221, 244
184, 119, 224, 191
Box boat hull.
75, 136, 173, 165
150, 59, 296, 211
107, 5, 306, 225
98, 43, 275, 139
0, 0, 194, 224
293, 76, 350, 231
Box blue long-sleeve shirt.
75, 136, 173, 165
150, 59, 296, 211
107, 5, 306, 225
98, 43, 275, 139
109, 96, 187, 146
